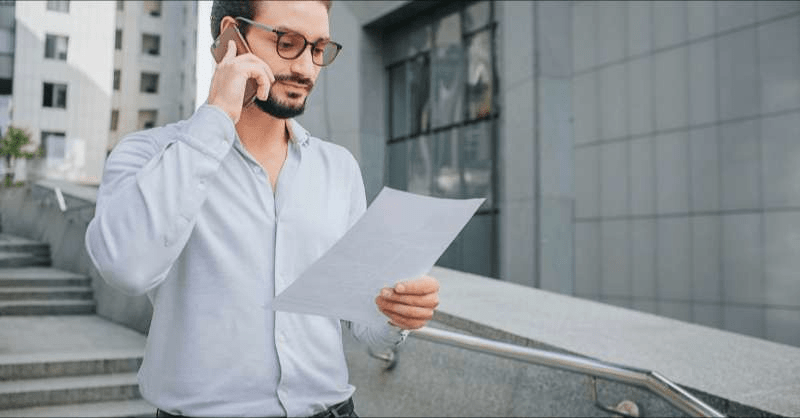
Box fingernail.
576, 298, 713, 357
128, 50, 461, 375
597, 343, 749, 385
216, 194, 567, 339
395, 284, 405, 293
381, 289, 391, 297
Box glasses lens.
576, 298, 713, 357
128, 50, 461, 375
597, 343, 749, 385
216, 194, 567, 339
277, 32, 306, 58
319, 42, 340, 66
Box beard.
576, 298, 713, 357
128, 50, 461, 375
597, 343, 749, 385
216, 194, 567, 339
253, 74, 312, 119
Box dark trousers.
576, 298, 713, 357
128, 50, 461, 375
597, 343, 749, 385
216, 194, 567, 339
156, 397, 358, 418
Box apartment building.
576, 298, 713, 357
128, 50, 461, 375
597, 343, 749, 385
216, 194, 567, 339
108, 0, 197, 151
0, 0, 197, 184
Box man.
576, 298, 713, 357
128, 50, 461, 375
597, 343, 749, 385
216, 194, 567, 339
84, 1, 440, 417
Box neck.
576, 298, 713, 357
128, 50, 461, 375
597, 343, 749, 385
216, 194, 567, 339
235, 104, 290, 153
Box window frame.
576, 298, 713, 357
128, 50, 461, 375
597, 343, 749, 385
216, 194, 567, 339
42, 82, 68, 109
113, 69, 121, 91
143, 0, 162, 17
138, 109, 158, 130
41, 130, 66, 160
139, 72, 159, 94
46, 0, 69, 13
44, 33, 69, 61
110, 109, 119, 131
383, 1, 499, 278
141, 33, 161, 56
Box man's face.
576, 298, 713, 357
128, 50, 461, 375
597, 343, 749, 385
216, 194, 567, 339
245, 1, 329, 119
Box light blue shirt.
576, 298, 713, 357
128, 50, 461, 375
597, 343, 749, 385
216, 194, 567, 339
85, 105, 405, 417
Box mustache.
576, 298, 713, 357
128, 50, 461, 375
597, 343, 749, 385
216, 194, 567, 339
273, 74, 313, 89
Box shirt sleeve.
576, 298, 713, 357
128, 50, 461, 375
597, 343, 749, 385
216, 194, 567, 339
341, 154, 409, 350
85, 104, 236, 296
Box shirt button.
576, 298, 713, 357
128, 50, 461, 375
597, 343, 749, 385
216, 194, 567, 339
197, 181, 206, 191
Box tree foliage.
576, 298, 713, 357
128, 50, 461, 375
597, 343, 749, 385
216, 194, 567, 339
0, 125, 42, 186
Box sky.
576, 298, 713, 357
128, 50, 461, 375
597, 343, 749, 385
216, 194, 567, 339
194, 1, 214, 110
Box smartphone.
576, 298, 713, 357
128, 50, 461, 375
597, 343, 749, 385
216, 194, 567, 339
210, 25, 259, 107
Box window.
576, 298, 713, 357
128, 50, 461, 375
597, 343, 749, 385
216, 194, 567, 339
41, 131, 66, 159
42, 82, 67, 108
141, 34, 160, 56
44, 34, 68, 60
116, 0, 123, 11
143, 0, 161, 17
115, 29, 122, 50
140, 72, 159, 93
110, 109, 119, 131
113, 69, 120, 90
0, 78, 10, 95
138, 110, 157, 129
385, 1, 497, 277
46, 0, 69, 13
0, 2, 15, 29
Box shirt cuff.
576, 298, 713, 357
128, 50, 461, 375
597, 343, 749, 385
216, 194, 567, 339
181, 104, 237, 161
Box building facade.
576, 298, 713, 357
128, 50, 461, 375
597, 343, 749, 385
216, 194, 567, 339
0, 0, 196, 184
298, 0, 800, 347
108, 0, 197, 151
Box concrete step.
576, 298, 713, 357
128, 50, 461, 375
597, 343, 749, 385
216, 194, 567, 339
0, 372, 140, 410
0, 253, 51, 268
0, 300, 95, 315
0, 268, 91, 288
0, 235, 49, 256
0, 287, 94, 301
0, 399, 156, 417
0, 350, 142, 380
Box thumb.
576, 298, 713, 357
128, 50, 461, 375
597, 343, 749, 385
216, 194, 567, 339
224, 39, 237, 60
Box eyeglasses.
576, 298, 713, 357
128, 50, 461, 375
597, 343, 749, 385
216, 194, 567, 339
235, 17, 342, 67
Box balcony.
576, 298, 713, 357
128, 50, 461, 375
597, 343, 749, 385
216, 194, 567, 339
0, 180, 798, 417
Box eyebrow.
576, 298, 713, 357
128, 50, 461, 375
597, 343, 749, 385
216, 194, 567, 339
274, 25, 330, 43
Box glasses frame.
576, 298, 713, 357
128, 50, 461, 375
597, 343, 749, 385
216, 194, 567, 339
234, 17, 342, 67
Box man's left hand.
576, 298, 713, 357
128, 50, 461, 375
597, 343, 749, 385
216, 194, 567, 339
375, 275, 440, 330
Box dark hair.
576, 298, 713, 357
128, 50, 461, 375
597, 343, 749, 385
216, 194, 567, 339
210, 1, 332, 40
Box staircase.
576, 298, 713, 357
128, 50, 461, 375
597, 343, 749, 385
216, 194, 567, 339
0, 234, 155, 417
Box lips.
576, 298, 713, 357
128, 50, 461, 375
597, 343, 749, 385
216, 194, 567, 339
273, 75, 313, 91
278, 81, 311, 91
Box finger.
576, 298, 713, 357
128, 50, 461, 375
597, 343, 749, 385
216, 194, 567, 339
379, 288, 439, 309
394, 275, 440, 295
224, 39, 237, 61
240, 54, 274, 100
236, 60, 272, 101
246, 54, 275, 100
387, 316, 427, 330
375, 297, 435, 320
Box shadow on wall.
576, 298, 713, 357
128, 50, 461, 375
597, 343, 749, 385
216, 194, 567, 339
12, 21, 111, 185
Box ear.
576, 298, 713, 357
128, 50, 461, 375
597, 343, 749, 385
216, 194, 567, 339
218, 16, 237, 38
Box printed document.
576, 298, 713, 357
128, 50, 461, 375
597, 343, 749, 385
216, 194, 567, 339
272, 187, 484, 329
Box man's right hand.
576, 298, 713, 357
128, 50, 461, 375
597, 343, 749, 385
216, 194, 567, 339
207, 40, 275, 124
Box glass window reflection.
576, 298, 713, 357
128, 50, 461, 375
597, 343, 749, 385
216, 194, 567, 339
467, 30, 492, 119
431, 12, 465, 128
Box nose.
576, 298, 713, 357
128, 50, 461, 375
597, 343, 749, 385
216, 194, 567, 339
290, 44, 317, 79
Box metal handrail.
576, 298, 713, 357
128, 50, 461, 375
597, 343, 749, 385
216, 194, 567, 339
409, 326, 726, 417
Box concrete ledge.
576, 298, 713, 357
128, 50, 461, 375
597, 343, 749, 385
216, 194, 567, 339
429, 266, 800, 417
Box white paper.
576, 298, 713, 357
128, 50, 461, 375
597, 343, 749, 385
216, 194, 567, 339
271, 187, 484, 329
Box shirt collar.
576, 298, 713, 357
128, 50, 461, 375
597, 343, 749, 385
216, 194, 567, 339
287, 119, 310, 147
